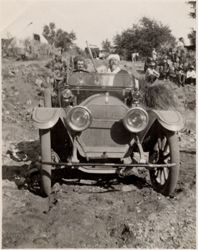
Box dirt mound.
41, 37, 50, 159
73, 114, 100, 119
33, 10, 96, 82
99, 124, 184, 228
2, 59, 50, 141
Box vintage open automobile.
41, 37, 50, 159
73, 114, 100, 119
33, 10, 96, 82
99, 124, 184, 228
32, 69, 184, 197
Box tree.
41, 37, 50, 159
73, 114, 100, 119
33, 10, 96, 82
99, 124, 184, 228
113, 17, 175, 59
101, 39, 111, 52
55, 29, 76, 51
188, 1, 196, 18
42, 22, 56, 45
2, 36, 15, 57
42, 22, 76, 51
188, 29, 196, 47
187, 1, 196, 47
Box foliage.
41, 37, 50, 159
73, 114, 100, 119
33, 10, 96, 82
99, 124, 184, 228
2, 37, 15, 57
55, 28, 76, 50
101, 39, 111, 52
188, 1, 196, 19
43, 22, 56, 45
188, 29, 196, 47
75, 46, 86, 56
187, 1, 196, 47
42, 22, 76, 51
113, 17, 176, 59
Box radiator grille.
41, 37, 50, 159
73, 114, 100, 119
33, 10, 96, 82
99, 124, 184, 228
78, 100, 132, 157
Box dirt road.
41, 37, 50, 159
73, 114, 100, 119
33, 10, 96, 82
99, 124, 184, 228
2, 59, 196, 248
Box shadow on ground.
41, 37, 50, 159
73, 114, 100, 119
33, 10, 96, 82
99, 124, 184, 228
2, 163, 150, 197
3, 139, 150, 197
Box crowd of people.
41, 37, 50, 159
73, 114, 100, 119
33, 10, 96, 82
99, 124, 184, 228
145, 46, 196, 86
45, 43, 195, 89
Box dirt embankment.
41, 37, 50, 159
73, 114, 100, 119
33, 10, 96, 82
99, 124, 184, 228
2, 58, 196, 248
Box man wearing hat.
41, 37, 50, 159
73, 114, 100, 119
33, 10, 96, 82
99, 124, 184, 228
145, 61, 160, 83
186, 65, 196, 85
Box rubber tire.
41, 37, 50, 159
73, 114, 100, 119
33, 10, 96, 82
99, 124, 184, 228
40, 88, 52, 197
149, 130, 180, 196
40, 129, 52, 197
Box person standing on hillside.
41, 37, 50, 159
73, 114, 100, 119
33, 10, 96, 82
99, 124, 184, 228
159, 58, 170, 80
45, 53, 67, 74
152, 48, 158, 61
186, 65, 196, 85
145, 61, 160, 83
176, 64, 186, 87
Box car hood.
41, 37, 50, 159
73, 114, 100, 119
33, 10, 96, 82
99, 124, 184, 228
77, 94, 133, 159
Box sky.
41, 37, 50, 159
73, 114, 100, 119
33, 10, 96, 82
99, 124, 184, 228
0, 0, 196, 48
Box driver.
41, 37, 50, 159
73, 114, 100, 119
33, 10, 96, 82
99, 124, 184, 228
69, 56, 93, 85
73, 56, 89, 72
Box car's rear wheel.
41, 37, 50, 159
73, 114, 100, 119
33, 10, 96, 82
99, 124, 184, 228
149, 129, 180, 196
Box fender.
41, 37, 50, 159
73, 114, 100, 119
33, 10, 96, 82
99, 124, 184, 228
32, 107, 69, 129
139, 109, 184, 143
148, 109, 184, 131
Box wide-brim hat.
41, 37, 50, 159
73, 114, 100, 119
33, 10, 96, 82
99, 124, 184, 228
107, 54, 120, 61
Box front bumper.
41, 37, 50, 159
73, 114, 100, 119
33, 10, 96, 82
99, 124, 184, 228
41, 161, 176, 173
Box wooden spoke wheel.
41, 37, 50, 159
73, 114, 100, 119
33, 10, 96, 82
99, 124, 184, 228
149, 130, 180, 196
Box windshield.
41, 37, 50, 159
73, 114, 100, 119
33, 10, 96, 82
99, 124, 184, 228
68, 70, 133, 88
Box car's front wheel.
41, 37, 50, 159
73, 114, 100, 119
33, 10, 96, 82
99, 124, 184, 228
39, 88, 53, 196
40, 129, 52, 197
149, 129, 180, 196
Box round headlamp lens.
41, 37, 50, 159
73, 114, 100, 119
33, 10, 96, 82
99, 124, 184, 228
68, 107, 92, 131
71, 109, 89, 127
123, 108, 148, 132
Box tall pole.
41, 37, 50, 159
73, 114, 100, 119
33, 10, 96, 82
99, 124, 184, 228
86, 41, 98, 73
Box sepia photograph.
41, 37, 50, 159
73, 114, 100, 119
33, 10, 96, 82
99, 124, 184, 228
1, 0, 196, 248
